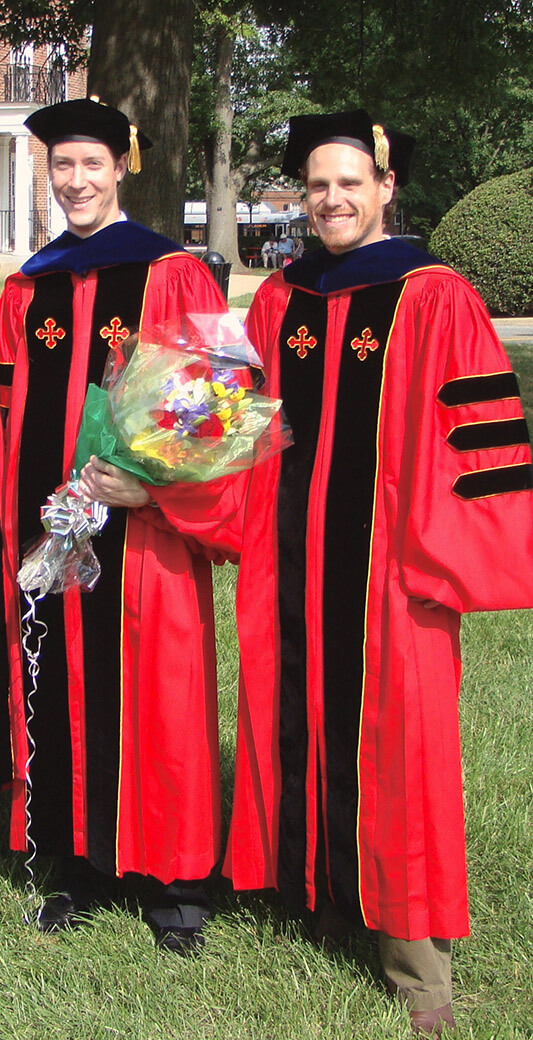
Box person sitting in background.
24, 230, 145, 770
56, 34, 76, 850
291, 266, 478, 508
261, 238, 278, 268
292, 237, 305, 260
277, 233, 294, 266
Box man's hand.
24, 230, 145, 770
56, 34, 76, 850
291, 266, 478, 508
79, 455, 151, 508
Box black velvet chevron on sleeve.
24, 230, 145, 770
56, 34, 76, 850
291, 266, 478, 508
453, 464, 533, 499
447, 418, 530, 452
438, 372, 520, 407
0, 363, 14, 388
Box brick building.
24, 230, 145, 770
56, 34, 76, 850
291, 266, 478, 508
0, 42, 86, 255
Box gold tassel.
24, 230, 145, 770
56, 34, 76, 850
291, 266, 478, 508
372, 124, 390, 172
128, 125, 142, 174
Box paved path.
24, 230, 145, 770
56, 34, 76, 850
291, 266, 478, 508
229, 270, 269, 299
492, 319, 533, 343
229, 271, 533, 342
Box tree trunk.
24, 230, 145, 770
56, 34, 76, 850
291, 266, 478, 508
88, 0, 194, 241
206, 30, 246, 270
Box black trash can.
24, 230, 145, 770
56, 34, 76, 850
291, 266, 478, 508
202, 251, 232, 301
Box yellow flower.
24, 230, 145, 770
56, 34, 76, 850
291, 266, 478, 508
230, 387, 246, 401
212, 381, 228, 397
217, 406, 232, 421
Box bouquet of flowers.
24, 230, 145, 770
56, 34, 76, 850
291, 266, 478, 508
17, 313, 291, 597
74, 312, 290, 483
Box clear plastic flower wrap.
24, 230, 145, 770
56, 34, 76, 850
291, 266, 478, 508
17, 314, 291, 599
74, 313, 292, 484
17, 474, 109, 596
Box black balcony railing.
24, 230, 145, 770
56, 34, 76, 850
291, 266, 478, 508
1, 64, 66, 106
0, 210, 14, 252
0, 209, 52, 253
30, 209, 51, 252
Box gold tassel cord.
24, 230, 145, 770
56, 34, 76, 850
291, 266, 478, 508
128, 125, 142, 174
372, 125, 390, 172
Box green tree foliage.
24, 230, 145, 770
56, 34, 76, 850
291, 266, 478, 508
2, 0, 532, 238
189, 0, 315, 173
429, 168, 533, 316
278, 0, 533, 234
0, 0, 91, 67
1, 0, 194, 238
189, 4, 317, 263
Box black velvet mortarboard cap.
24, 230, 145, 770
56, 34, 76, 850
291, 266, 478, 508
281, 109, 415, 187
25, 97, 152, 173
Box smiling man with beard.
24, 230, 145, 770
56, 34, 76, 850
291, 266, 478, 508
224, 110, 533, 1035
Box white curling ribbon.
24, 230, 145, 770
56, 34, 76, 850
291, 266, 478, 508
20, 589, 47, 918
17, 473, 109, 596
16, 476, 109, 918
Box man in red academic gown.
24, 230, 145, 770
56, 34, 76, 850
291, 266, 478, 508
223, 110, 533, 1033
0, 97, 245, 951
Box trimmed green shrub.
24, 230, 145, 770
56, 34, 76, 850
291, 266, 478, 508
429, 168, 533, 316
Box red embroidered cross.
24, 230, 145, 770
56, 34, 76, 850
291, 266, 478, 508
35, 318, 66, 350
287, 325, 317, 359
351, 327, 379, 361
100, 317, 130, 349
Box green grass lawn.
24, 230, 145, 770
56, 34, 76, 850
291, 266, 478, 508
228, 292, 255, 309
506, 342, 533, 422
0, 349, 531, 1039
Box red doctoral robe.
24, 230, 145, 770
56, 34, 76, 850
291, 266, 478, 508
0, 221, 245, 884
223, 240, 533, 940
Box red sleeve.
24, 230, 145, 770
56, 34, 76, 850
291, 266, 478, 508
0, 277, 29, 508
244, 272, 287, 395
0, 276, 22, 410
139, 250, 227, 328
136, 470, 248, 563
397, 272, 533, 613
0, 278, 26, 753
133, 252, 248, 562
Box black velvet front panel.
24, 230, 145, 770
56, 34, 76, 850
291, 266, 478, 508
16, 263, 150, 868
20, 272, 75, 853
276, 288, 327, 904
82, 508, 127, 874
81, 263, 149, 874
322, 281, 403, 920
20, 273, 74, 548
22, 594, 72, 854
87, 263, 150, 386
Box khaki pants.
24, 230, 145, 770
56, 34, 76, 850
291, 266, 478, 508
379, 934, 453, 1013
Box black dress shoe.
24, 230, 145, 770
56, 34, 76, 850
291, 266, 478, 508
146, 904, 210, 955
34, 859, 117, 934
35, 891, 93, 933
